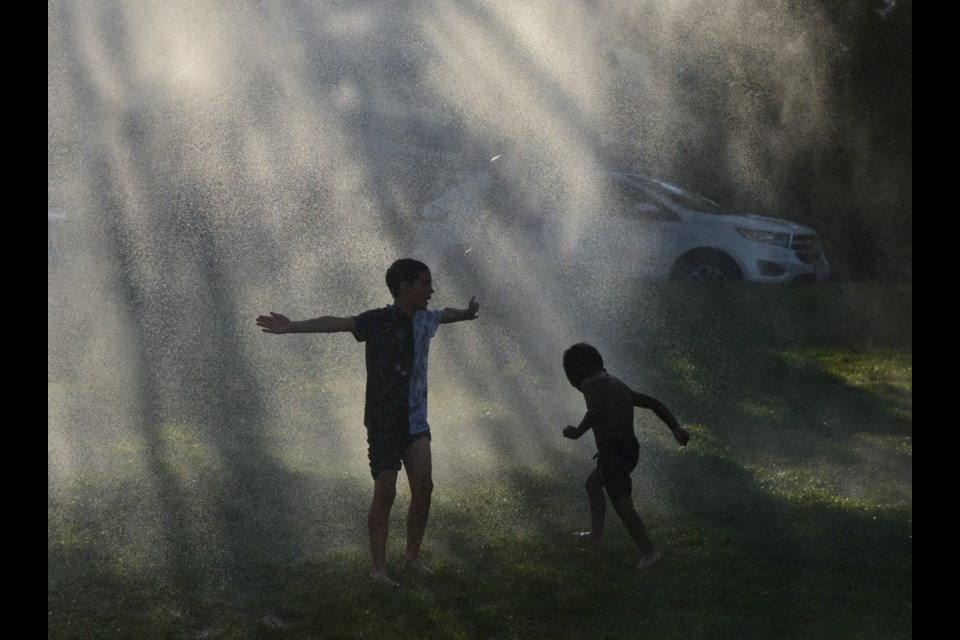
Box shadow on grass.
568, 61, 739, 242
51, 443, 910, 639
48, 466, 370, 639
606, 282, 911, 472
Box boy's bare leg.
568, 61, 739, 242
611, 495, 661, 568
575, 468, 606, 546
370, 469, 400, 585
400, 436, 434, 574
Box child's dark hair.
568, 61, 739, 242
563, 343, 604, 374
386, 259, 429, 297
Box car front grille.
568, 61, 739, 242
790, 234, 822, 264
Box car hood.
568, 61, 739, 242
689, 212, 818, 235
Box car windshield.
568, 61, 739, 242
618, 174, 729, 215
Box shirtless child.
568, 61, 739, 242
561, 343, 690, 569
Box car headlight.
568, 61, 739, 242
737, 228, 791, 247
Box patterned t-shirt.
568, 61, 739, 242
352, 305, 443, 434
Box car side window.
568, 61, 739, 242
609, 181, 679, 222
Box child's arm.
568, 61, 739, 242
256, 312, 356, 334
441, 296, 480, 324
632, 391, 690, 446
563, 380, 603, 439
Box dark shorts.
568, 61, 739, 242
366, 424, 431, 479
596, 436, 640, 500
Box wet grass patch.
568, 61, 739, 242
49, 283, 910, 638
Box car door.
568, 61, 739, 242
581, 176, 682, 279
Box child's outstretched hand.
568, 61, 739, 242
672, 426, 690, 446
256, 312, 292, 334
562, 426, 579, 439
465, 296, 480, 319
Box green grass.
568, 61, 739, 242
48, 282, 911, 639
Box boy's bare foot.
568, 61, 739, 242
401, 557, 434, 576
574, 531, 603, 547
637, 551, 662, 570
371, 570, 400, 587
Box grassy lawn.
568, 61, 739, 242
48, 282, 911, 639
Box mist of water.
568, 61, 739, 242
48, 0, 909, 612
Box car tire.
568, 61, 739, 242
672, 252, 744, 281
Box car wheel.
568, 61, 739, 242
673, 252, 744, 281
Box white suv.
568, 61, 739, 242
413, 167, 829, 285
